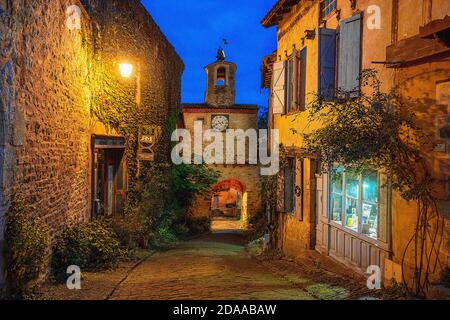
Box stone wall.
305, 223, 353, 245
0, 0, 183, 291
9, 0, 94, 231
205, 62, 236, 107
0, 1, 16, 290
87, 0, 184, 164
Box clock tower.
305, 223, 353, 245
180, 50, 261, 230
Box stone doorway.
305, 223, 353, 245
91, 136, 127, 218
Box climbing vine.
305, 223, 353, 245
296, 70, 445, 297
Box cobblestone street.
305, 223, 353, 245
37, 228, 400, 300
110, 232, 316, 300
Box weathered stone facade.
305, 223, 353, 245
0, 0, 183, 291
205, 61, 236, 107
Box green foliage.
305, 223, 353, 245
51, 220, 121, 282
301, 70, 431, 200
171, 163, 219, 208
298, 70, 443, 297
185, 217, 211, 236
4, 197, 51, 295
91, 109, 218, 250
109, 210, 148, 252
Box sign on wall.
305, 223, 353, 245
138, 125, 162, 161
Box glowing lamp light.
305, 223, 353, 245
119, 63, 133, 78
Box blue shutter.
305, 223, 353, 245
337, 12, 362, 98
318, 28, 337, 100
299, 48, 307, 110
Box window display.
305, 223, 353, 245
331, 167, 343, 224
330, 166, 379, 240
362, 171, 378, 239
344, 172, 359, 232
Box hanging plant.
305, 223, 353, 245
294, 69, 446, 297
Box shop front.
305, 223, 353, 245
91, 135, 127, 218
315, 166, 391, 276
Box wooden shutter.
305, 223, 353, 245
272, 60, 287, 114
337, 12, 362, 98
276, 166, 285, 212
318, 28, 337, 100
293, 49, 300, 110
284, 160, 295, 213
299, 48, 307, 111
295, 158, 304, 220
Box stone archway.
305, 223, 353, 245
210, 179, 248, 231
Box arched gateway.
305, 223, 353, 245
180, 50, 262, 230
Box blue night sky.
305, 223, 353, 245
142, 0, 277, 112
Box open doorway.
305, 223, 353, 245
210, 179, 247, 232
91, 136, 127, 218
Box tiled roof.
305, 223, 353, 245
261, 51, 277, 89
261, 0, 301, 28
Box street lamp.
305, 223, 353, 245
119, 62, 141, 107
119, 63, 133, 78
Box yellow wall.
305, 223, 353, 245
268, 0, 449, 288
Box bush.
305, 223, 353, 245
4, 198, 51, 295
109, 209, 148, 251
442, 267, 450, 288
51, 220, 121, 282
186, 217, 211, 236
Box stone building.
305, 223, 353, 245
180, 52, 261, 227
0, 0, 183, 291
261, 0, 449, 294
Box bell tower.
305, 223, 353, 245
205, 48, 236, 107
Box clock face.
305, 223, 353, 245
211, 115, 229, 132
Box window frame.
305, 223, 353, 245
286, 55, 294, 113
320, 0, 337, 21
329, 166, 381, 241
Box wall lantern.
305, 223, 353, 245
119, 63, 133, 78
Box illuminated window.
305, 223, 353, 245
330, 166, 379, 240
331, 166, 343, 224
320, 0, 337, 19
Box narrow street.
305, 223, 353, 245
110, 233, 318, 300
35, 220, 398, 301
105, 223, 380, 300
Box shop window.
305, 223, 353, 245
330, 166, 380, 240
320, 0, 337, 20
331, 167, 343, 224
344, 171, 359, 232
362, 171, 378, 239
